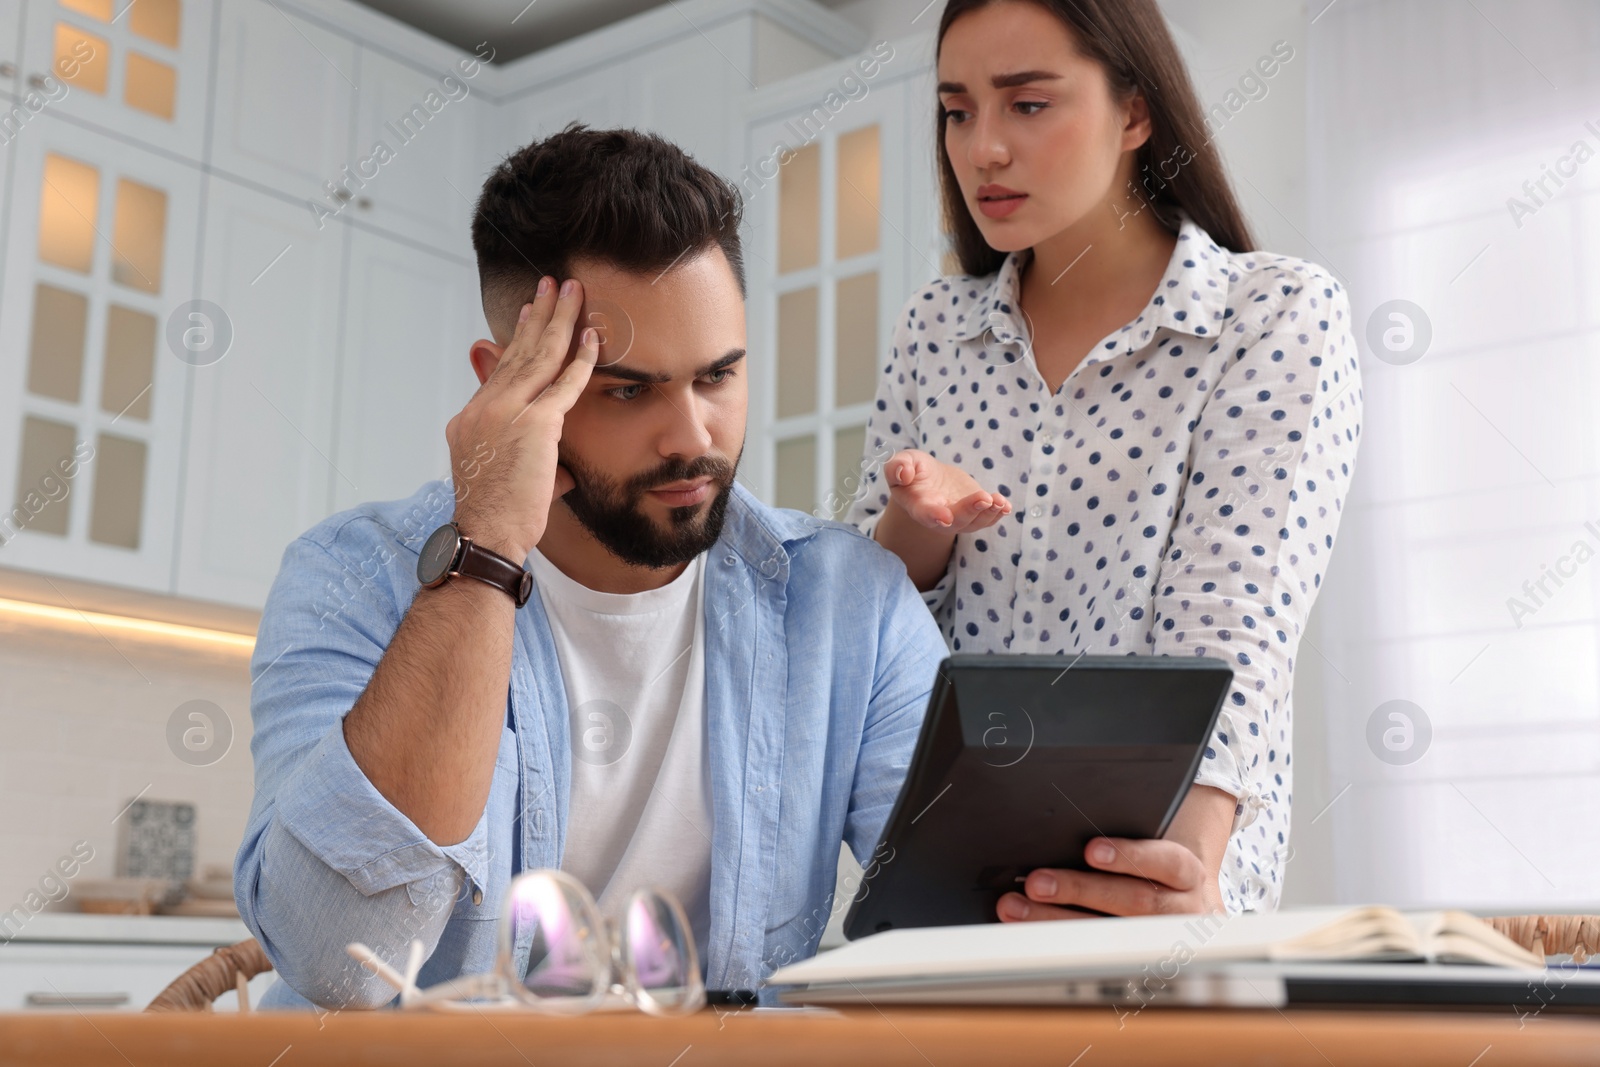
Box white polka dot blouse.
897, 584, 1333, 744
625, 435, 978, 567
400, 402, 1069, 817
846, 214, 1364, 913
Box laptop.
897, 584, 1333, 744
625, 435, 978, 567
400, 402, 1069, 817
777, 959, 1600, 1013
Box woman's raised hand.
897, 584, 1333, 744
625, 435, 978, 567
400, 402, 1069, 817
883, 449, 1012, 532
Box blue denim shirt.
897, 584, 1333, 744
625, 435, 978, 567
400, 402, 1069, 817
235, 479, 947, 1009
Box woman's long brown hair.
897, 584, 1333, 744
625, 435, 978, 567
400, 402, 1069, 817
936, 0, 1257, 276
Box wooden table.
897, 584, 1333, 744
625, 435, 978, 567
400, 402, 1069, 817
1, 1005, 1597, 1066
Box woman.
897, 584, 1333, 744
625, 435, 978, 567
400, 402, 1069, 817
847, 0, 1362, 918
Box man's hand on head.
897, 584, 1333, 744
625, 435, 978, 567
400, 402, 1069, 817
449, 276, 598, 560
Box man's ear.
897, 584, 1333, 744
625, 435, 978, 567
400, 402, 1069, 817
469, 338, 506, 386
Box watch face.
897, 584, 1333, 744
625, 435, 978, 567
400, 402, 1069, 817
417, 524, 461, 586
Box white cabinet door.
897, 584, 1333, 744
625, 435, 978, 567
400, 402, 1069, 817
0, 115, 198, 592
0, 941, 274, 1011
0, 0, 21, 94
174, 177, 344, 607
486, 10, 762, 178
492, 45, 739, 177
487, 64, 625, 172
632, 15, 750, 178
348, 47, 485, 260
17, 0, 213, 160
332, 227, 481, 513
209, 0, 355, 204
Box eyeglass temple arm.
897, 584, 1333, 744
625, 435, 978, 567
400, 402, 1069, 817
396, 973, 507, 1008
346, 941, 508, 1008
344, 941, 423, 997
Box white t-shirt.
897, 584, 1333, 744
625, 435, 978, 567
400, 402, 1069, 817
526, 547, 713, 962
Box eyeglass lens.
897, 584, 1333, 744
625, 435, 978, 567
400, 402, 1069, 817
619, 890, 703, 1015
509, 872, 610, 1003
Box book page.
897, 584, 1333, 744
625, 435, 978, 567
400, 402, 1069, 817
1432, 912, 1545, 969
769, 907, 1362, 986
1268, 906, 1425, 961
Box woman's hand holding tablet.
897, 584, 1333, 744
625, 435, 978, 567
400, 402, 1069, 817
998, 784, 1235, 921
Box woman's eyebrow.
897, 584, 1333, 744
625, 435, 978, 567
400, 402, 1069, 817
937, 70, 1062, 93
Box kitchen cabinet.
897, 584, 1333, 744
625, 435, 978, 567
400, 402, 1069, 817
0, 0, 872, 609
208, 0, 356, 204
0, 114, 199, 591
0, 915, 271, 1012
348, 45, 486, 261
331, 225, 480, 514
0, 0, 22, 95
174, 175, 345, 607
482, 63, 624, 178
17, 0, 213, 160
741, 64, 939, 514
485, 3, 863, 187
630, 17, 750, 179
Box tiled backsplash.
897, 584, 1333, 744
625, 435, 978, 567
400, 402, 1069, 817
0, 601, 254, 919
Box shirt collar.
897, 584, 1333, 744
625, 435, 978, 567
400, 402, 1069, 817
713, 481, 825, 579
950, 213, 1236, 350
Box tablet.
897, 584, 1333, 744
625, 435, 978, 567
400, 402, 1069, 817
842, 654, 1234, 940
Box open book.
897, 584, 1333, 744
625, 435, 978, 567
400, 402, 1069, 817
767, 906, 1544, 991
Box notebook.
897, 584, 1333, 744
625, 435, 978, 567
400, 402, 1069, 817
767, 906, 1545, 993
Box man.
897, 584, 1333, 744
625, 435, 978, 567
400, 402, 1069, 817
235, 124, 948, 1009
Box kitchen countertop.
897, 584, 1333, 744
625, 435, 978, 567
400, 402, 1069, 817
2, 914, 250, 946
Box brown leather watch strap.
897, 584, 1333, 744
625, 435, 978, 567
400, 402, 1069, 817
456, 536, 533, 608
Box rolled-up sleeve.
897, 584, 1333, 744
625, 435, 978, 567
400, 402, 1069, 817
1147, 269, 1363, 909
843, 559, 949, 867
235, 529, 488, 1007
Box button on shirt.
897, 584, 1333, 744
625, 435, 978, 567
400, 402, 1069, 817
846, 215, 1364, 912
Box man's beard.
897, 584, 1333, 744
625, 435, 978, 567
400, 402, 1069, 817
559, 447, 741, 569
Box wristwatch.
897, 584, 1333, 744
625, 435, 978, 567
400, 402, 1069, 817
416, 522, 533, 608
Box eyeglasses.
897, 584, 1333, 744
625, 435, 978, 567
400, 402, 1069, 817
345, 868, 705, 1016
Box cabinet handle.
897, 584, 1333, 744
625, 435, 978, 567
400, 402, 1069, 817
25, 991, 130, 1008
0, 62, 16, 78
357, 197, 372, 210
26, 72, 48, 89
333, 188, 353, 202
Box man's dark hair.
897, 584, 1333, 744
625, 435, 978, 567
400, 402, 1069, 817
472, 123, 745, 326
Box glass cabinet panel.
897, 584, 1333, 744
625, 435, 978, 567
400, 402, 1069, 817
26, 284, 90, 403
835, 125, 880, 260
778, 142, 820, 274
15, 416, 78, 536
832, 424, 867, 519
125, 53, 177, 119
59, 0, 113, 21
54, 22, 110, 95
38, 154, 100, 273
110, 177, 167, 292
130, 0, 181, 47
775, 436, 816, 512
89, 432, 146, 548
777, 286, 818, 419
833, 271, 878, 408
100, 305, 157, 420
